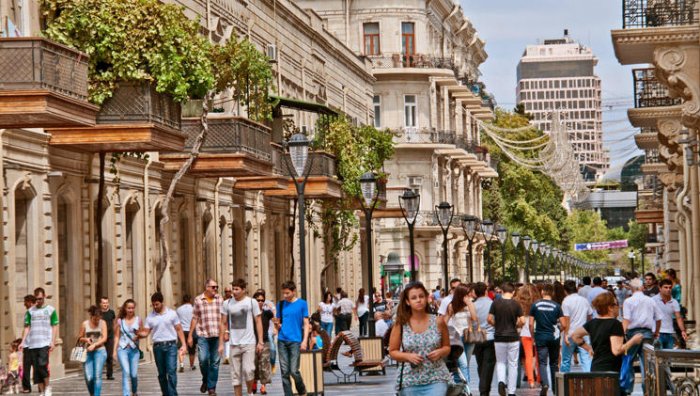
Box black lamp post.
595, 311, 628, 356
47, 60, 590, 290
462, 215, 480, 283
285, 133, 312, 300
481, 219, 494, 284
552, 248, 560, 282
497, 226, 507, 283
531, 240, 539, 281
510, 232, 520, 281
399, 190, 420, 281
435, 202, 454, 291
522, 235, 531, 283
628, 251, 635, 276
360, 172, 379, 337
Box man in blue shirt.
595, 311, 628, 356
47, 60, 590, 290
530, 284, 563, 396
274, 281, 309, 396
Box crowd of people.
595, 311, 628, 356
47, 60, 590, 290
2, 268, 687, 396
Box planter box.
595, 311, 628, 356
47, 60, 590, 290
97, 81, 181, 131
0, 37, 98, 128
556, 372, 620, 396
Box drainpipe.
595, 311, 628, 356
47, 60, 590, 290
214, 177, 223, 282
0, 129, 8, 355
675, 167, 690, 312
143, 156, 153, 321
689, 127, 700, 335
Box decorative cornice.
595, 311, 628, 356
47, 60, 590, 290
654, 46, 700, 129
634, 131, 659, 149
657, 171, 684, 191
612, 25, 700, 65
627, 105, 682, 128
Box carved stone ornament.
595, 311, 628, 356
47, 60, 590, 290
657, 171, 683, 191
654, 46, 700, 128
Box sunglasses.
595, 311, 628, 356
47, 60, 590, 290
208, 285, 219, 290
256, 299, 265, 303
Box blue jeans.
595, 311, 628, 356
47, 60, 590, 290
560, 335, 592, 373
658, 333, 675, 349
153, 341, 178, 396
399, 381, 448, 396
84, 348, 107, 396
269, 333, 277, 367
320, 321, 334, 337
458, 338, 475, 382
536, 338, 560, 392
625, 328, 653, 394
278, 340, 306, 396
117, 347, 139, 396
197, 336, 220, 391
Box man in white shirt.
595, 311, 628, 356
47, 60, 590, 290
586, 277, 608, 316
437, 278, 462, 315
622, 278, 662, 395
219, 279, 264, 396
176, 294, 196, 372
578, 276, 592, 300
653, 279, 688, 349
560, 280, 593, 373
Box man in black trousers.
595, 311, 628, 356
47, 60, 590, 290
21, 294, 36, 392
100, 297, 116, 380
472, 282, 496, 396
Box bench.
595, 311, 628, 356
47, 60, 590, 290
323, 330, 386, 383
556, 372, 620, 396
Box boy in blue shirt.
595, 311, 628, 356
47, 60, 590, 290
274, 281, 309, 396
530, 284, 563, 396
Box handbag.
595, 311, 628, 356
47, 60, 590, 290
619, 352, 634, 390
120, 318, 144, 360
70, 338, 87, 363
463, 325, 487, 344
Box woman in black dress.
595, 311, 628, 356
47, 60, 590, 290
571, 292, 643, 372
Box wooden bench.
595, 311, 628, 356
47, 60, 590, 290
322, 330, 386, 383
556, 372, 620, 396
340, 332, 386, 375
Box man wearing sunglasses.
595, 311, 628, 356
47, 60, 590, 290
189, 279, 224, 395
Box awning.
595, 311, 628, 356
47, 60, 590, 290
271, 95, 339, 116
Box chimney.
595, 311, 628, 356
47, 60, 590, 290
564, 29, 569, 37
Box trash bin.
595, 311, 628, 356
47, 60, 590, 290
291, 349, 324, 395
556, 371, 620, 396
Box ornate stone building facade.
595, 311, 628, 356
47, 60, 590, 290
611, 0, 700, 326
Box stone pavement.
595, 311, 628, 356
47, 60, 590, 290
50, 356, 645, 396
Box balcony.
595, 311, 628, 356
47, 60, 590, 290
623, 0, 698, 29
264, 148, 342, 199
369, 54, 458, 79
636, 188, 664, 223
160, 116, 273, 178
0, 38, 98, 128
627, 68, 684, 127
394, 128, 456, 144
613, 1, 700, 64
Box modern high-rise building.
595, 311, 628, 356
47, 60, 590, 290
516, 31, 609, 180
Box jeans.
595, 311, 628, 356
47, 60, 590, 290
560, 335, 592, 373
625, 328, 654, 394
153, 342, 178, 396
269, 333, 277, 367
278, 340, 306, 396
457, 338, 475, 382
536, 338, 560, 393
398, 381, 448, 396
117, 347, 139, 396
320, 321, 334, 337
495, 341, 519, 395
474, 340, 496, 396
358, 312, 369, 336
658, 333, 675, 349
83, 348, 107, 396
197, 336, 220, 391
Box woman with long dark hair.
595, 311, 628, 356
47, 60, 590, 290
513, 284, 541, 388
355, 288, 370, 337
446, 284, 479, 385
317, 291, 335, 336
389, 282, 451, 395
113, 299, 142, 396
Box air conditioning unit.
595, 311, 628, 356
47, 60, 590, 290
266, 44, 278, 63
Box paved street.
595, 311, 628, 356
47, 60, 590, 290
50, 356, 645, 395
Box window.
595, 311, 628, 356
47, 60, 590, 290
404, 95, 417, 127
401, 22, 415, 65
373, 95, 381, 128
363, 23, 380, 55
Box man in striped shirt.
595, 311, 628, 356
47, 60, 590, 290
20, 287, 58, 396
189, 279, 224, 395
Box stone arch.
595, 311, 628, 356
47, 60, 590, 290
123, 194, 142, 301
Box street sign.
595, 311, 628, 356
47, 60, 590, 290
574, 240, 628, 251
614, 268, 620, 276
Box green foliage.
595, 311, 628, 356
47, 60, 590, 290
565, 210, 610, 263
211, 38, 276, 121
42, 0, 215, 104
626, 220, 648, 250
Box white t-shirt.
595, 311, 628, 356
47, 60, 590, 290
653, 295, 680, 334
438, 294, 453, 315
356, 295, 369, 317
520, 316, 531, 337
176, 303, 194, 332
562, 293, 593, 338
319, 302, 335, 323
375, 319, 389, 337
145, 308, 181, 343
221, 296, 261, 345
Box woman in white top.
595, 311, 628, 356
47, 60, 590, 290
446, 284, 480, 384
354, 288, 370, 337
79, 305, 108, 396
317, 291, 335, 336
514, 284, 541, 388
113, 299, 142, 396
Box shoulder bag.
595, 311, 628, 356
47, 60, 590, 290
70, 326, 88, 363
464, 324, 487, 344
120, 318, 144, 360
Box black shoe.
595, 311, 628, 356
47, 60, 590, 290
498, 381, 507, 396
200, 383, 207, 393
106, 376, 115, 380
540, 385, 549, 396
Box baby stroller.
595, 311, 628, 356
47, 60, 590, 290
445, 325, 471, 396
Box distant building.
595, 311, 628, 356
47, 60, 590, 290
516, 30, 609, 179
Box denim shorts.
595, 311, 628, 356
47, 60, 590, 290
399, 381, 448, 396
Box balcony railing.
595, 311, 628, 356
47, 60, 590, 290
271, 146, 337, 178
642, 344, 700, 395
394, 128, 456, 144
369, 54, 456, 71
623, 0, 698, 28
645, 148, 660, 163
633, 68, 683, 108
183, 116, 271, 161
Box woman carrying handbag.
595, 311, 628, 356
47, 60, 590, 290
78, 305, 108, 396
389, 282, 452, 396
113, 299, 143, 396
445, 284, 481, 389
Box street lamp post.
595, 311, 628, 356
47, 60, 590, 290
482, 220, 494, 284
285, 133, 312, 300
399, 190, 420, 281
510, 232, 520, 282
497, 226, 507, 284
531, 240, 539, 281
539, 243, 547, 281
522, 236, 531, 283
360, 172, 379, 337
628, 251, 635, 276
553, 249, 560, 282
435, 202, 454, 291
462, 215, 480, 283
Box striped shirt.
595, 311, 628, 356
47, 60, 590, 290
193, 293, 223, 338
24, 305, 59, 349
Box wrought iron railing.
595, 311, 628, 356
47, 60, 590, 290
271, 147, 337, 178
633, 68, 683, 108
645, 148, 660, 163
642, 343, 700, 395
369, 54, 456, 71
98, 81, 181, 130
0, 38, 90, 101
182, 116, 272, 161
394, 128, 456, 144
623, 0, 698, 28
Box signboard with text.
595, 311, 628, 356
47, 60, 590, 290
574, 240, 628, 251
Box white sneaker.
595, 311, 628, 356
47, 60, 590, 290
45, 386, 52, 396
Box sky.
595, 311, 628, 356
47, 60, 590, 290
463, 0, 641, 170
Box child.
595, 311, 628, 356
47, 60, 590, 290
6, 339, 21, 394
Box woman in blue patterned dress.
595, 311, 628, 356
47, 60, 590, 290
389, 282, 452, 396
